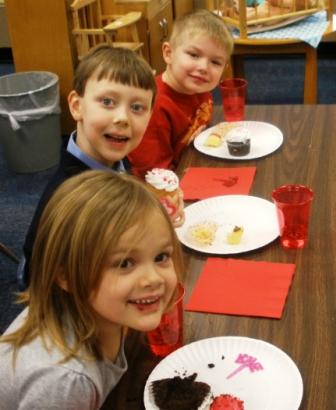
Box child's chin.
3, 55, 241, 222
137, 315, 162, 333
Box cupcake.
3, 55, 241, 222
210, 394, 245, 409
145, 168, 179, 216
226, 226, 244, 245
151, 373, 213, 410
226, 126, 251, 157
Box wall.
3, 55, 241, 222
0, 0, 10, 47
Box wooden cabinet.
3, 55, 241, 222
102, 0, 174, 73
4, 0, 76, 134
147, 4, 172, 72
172, 0, 193, 18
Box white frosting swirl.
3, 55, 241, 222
145, 168, 179, 192
226, 126, 251, 142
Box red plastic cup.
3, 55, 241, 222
219, 78, 248, 122
146, 283, 185, 357
272, 184, 314, 249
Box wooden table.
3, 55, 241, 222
103, 104, 336, 410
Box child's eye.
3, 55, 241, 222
101, 98, 114, 107
131, 103, 146, 113
211, 60, 224, 67
118, 258, 134, 269
154, 252, 172, 264
187, 51, 198, 58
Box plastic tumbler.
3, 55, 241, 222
146, 283, 185, 357
219, 78, 248, 122
272, 184, 314, 249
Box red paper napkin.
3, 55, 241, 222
180, 167, 256, 200
185, 258, 296, 319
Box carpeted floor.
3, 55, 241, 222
0, 47, 336, 333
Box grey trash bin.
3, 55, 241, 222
0, 71, 61, 173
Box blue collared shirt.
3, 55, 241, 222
67, 131, 126, 173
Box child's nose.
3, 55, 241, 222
113, 107, 129, 128
197, 58, 209, 72
140, 264, 164, 287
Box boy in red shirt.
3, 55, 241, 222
128, 9, 233, 177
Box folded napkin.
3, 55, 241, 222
180, 167, 256, 201
185, 258, 296, 319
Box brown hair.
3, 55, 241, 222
1, 170, 183, 362
73, 45, 157, 106
169, 9, 233, 58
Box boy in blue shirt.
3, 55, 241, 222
20, 45, 183, 289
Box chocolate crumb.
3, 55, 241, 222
151, 373, 211, 410
208, 363, 215, 368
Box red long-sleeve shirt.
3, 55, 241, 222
128, 74, 213, 178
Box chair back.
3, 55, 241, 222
70, 0, 143, 60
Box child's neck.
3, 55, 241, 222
162, 69, 193, 95
97, 324, 124, 362
75, 129, 115, 168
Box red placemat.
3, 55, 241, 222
180, 167, 256, 200
185, 258, 296, 319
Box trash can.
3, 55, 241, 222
0, 71, 61, 173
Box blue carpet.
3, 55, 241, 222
0, 63, 14, 77
0, 144, 57, 333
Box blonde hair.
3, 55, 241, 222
1, 170, 183, 363
73, 45, 157, 106
169, 9, 233, 58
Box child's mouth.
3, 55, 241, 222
128, 296, 161, 311
104, 133, 129, 144
190, 75, 208, 84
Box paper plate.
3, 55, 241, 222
194, 121, 283, 160
175, 195, 279, 254
144, 336, 303, 410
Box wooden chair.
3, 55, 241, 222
70, 0, 143, 61
206, 0, 335, 104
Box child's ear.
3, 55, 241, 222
57, 272, 69, 292
68, 90, 83, 121
162, 41, 173, 64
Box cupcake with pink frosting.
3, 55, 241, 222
210, 394, 245, 409
145, 168, 179, 215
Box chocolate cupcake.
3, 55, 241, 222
226, 127, 251, 157
151, 373, 212, 410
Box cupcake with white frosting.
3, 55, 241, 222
145, 168, 179, 215
226, 126, 251, 157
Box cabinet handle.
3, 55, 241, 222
163, 18, 168, 39
159, 19, 165, 42
159, 18, 169, 42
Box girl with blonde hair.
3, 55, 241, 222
0, 170, 182, 408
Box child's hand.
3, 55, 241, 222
170, 188, 185, 228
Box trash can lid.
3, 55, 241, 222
0, 71, 59, 97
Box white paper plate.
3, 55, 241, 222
194, 121, 283, 160
144, 336, 303, 410
176, 195, 279, 254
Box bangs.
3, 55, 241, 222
94, 54, 155, 92
74, 46, 156, 97
105, 201, 169, 255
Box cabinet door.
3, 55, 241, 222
148, 3, 173, 74
172, 0, 193, 18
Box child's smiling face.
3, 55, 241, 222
90, 210, 178, 346
68, 76, 154, 167
163, 32, 227, 95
